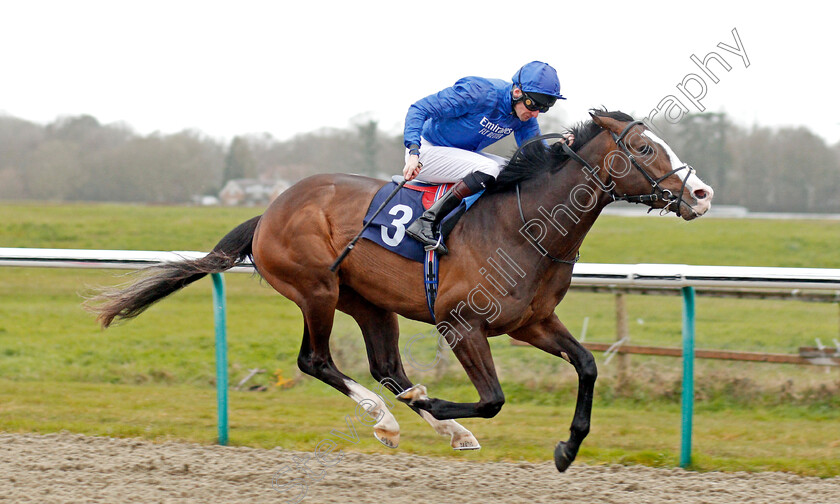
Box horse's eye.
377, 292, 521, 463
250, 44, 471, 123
638, 145, 653, 156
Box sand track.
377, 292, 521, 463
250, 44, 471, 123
1, 432, 838, 504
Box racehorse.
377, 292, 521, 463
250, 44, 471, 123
88, 109, 714, 472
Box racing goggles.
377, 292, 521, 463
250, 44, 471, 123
521, 91, 557, 113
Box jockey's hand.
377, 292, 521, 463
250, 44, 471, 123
403, 154, 422, 181
560, 133, 575, 146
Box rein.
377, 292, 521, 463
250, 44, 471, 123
506, 132, 581, 265
515, 183, 580, 265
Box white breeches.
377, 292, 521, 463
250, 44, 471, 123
405, 138, 507, 184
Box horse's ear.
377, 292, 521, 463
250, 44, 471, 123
590, 114, 624, 135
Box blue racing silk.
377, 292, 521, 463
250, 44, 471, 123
403, 76, 541, 151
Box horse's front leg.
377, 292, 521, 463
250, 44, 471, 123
397, 328, 505, 420
509, 314, 597, 472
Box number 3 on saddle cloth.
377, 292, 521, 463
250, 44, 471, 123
360, 176, 484, 321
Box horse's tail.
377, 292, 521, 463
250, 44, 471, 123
87, 215, 261, 328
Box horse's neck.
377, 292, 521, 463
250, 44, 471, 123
515, 155, 611, 264
446, 156, 611, 323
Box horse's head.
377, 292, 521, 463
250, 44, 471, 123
589, 111, 714, 220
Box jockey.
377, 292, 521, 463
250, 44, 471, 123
402, 61, 568, 255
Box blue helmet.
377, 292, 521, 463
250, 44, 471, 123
512, 61, 566, 100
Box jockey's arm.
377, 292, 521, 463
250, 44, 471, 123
402, 80, 488, 180
514, 121, 575, 149
514, 119, 542, 147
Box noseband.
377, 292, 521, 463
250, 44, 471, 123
559, 120, 694, 216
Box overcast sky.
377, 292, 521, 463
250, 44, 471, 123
2, 0, 838, 146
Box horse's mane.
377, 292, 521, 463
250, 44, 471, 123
486, 108, 635, 194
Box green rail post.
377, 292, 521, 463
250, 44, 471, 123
680, 286, 696, 468
211, 273, 229, 446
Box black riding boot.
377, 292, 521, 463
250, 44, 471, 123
405, 180, 470, 255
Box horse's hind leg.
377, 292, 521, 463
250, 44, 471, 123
337, 287, 480, 450
260, 269, 401, 448
509, 314, 597, 472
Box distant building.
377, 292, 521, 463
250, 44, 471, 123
192, 195, 220, 206
219, 179, 291, 206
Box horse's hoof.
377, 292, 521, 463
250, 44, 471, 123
374, 428, 400, 449
396, 384, 428, 405
451, 431, 481, 451
554, 441, 574, 472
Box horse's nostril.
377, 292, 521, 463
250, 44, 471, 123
694, 189, 708, 200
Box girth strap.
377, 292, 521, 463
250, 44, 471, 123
423, 183, 448, 322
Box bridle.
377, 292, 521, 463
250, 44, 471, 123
559, 120, 694, 216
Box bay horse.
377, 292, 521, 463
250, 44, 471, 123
89, 110, 714, 472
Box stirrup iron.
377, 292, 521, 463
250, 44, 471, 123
423, 234, 445, 252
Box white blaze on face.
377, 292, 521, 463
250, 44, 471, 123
643, 130, 714, 216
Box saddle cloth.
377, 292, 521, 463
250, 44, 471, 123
360, 178, 482, 263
